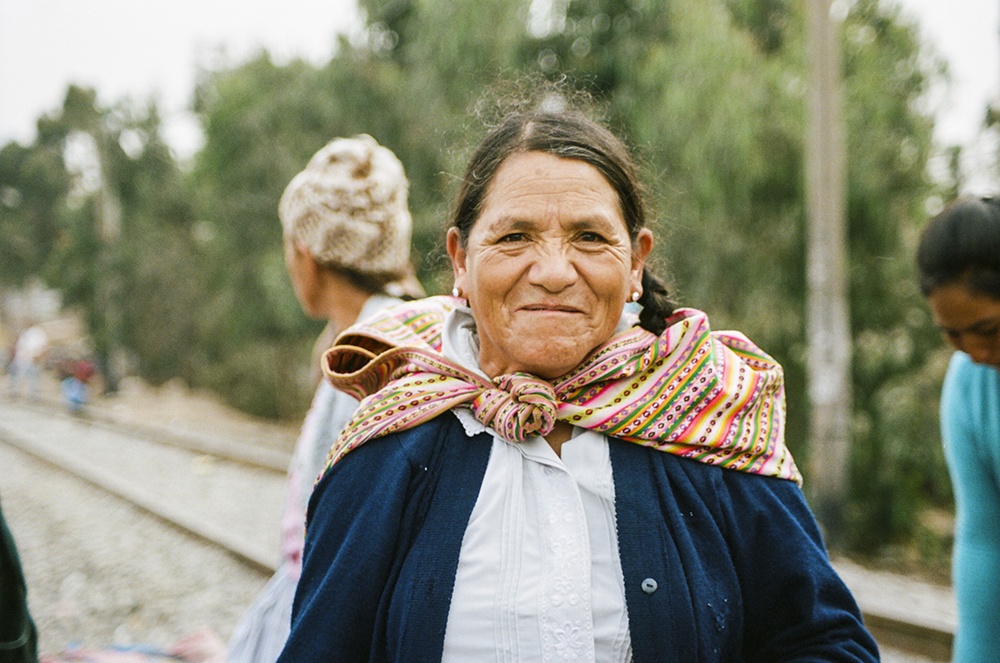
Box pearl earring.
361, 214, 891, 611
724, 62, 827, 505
452, 287, 461, 298
631, 291, 641, 302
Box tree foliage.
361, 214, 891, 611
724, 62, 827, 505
0, 135, 69, 287
6, 86, 208, 389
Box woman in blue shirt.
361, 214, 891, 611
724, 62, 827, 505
917, 196, 1000, 663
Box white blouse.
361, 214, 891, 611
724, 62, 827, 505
440, 308, 632, 662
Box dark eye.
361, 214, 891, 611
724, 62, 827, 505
499, 232, 526, 243
579, 231, 606, 243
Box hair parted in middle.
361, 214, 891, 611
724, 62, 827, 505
449, 107, 677, 335
916, 195, 1000, 300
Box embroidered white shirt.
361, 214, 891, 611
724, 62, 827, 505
440, 307, 632, 662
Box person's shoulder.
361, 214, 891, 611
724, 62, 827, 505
614, 441, 802, 503
947, 351, 977, 377
945, 352, 1000, 399
336, 411, 484, 471
644, 446, 789, 485
358, 293, 403, 321
684, 453, 803, 503
611, 442, 816, 546
946, 351, 1000, 378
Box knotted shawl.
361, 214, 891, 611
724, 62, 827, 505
321, 296, 801, 484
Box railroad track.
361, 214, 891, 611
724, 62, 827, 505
0, 397, 286, 576
12, 395, 293, 473
0, 397, 953, 661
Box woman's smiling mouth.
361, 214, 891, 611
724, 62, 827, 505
519, 303, 584, 314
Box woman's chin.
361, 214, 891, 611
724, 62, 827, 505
488, 342, 596, 380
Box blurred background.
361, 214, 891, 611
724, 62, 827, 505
1, 0, 996, 576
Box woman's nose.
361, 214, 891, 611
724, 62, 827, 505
528, 245, 578, 291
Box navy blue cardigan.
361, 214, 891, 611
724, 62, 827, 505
278, 414, 879, 662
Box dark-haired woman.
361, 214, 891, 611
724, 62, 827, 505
277, 110, 878, 662
917, 196, 1000, 663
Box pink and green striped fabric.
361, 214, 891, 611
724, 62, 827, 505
321, 296, 801, 484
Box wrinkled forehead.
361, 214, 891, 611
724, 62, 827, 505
475, 151, 628, 227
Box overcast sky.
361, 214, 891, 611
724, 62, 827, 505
1, 0, 997, 187
0, 0, 361, 157
898, 0, 1000, 192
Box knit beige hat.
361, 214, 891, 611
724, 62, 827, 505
279, 135, 422, 298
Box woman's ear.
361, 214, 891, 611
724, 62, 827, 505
630, 229, 654, 294
298, 242, 324, 282
287, 241, 325, 315
446, 227, 468, 294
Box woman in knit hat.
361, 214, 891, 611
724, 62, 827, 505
173, 134, 423, 663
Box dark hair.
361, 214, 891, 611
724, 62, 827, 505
449, 109, 677, 335
328, 265, 422, 301
916, 196, 1000, 299
339, 267, 396, 296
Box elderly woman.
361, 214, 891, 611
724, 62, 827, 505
917, 196, 1000, 663
277, 111, 878, 662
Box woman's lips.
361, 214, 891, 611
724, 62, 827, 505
519, 304, 583, 313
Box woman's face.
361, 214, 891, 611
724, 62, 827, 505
927, 281, 1000, 369
448, 150, 652, 379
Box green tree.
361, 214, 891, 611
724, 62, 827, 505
0, 138, 69, 288
838, 0, 950, 552
39, 86, 207, 388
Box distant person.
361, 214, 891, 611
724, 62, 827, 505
173, 134, 424, 663
8, 326, 47, 401
917, 196, 1000, 663
59, 358, 95, 415
278, 107, 878, 661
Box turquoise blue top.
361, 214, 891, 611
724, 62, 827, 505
941, 352, 1000, 662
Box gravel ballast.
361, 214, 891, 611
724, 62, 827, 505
1, 441, 269, 655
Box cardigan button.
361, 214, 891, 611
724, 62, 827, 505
641, 578, 658, 594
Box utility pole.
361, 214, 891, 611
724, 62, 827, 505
805, 0, 852, 547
